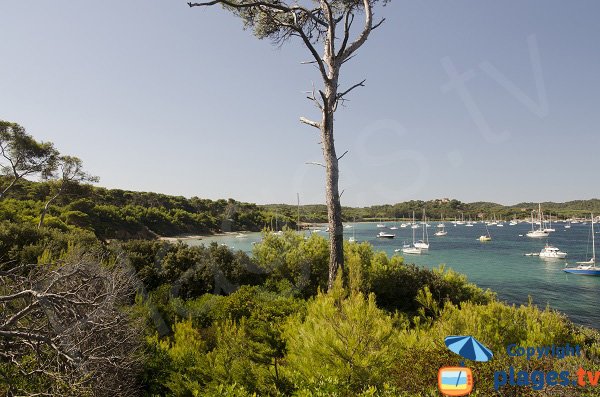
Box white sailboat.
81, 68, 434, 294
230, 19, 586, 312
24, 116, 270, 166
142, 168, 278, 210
348, 217, 356, 243
526, 204, 549, 238
564, 214, 599, 275
437, 213, 445, 228
543, 212, 555, 232
414, 209, 430, 250
399, 212, 423, 254
435, 218, 447, 236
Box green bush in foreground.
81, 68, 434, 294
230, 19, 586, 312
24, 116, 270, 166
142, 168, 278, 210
283, 280, 399, 395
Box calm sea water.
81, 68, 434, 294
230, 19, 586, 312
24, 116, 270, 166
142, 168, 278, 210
188, 222, 600, 328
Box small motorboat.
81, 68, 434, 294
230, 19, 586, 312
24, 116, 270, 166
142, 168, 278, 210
376, 231, 395, 239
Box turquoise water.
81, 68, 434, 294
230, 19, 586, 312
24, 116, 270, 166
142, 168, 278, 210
188, 222, 600, 328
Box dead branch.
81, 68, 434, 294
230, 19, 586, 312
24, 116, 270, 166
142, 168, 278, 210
300, 117, 321, 129
0, 256, 143, 396
337, 79, 366, 100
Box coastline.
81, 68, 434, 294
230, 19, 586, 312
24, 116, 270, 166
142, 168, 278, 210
158, 231, 251, 242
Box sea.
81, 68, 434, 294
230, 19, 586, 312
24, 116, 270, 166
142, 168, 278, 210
186, 221, 599, 328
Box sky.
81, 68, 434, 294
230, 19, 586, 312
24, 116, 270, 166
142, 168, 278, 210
1, 1, 599, 207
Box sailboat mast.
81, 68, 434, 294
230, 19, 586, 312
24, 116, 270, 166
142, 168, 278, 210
411, 211, 415, 246
592, 213, 596, 261
297, 193, 300, 232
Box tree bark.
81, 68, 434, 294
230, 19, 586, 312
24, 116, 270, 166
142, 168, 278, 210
322, 76, 344, 291
38, 191, 61, 229
0, 176, 19, 200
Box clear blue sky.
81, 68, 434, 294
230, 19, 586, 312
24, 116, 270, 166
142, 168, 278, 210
2, 1, 599, 206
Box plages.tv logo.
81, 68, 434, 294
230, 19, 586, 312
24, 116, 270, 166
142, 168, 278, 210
438, 335, 493, 396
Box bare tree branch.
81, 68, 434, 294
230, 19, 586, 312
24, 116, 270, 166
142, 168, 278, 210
300, 117, 321, 129
340, 0, 374, 62
337, 79, 366, 100
337, 150, 349, 161
0, 256, 143, 396
372, 17, 385, 30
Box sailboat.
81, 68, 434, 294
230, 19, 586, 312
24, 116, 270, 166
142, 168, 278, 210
348, 217, 356, 243
526, 204, 549, 238
414, 209, 430, 249
437, 213, 445, 228
479, 223, 492, 242
435, 218, 447, 236
543, 212, 555, 232
465, 216, 474, 227
389, 218, 399, 230
564, 214, 599, 275
399, 212, 423, 254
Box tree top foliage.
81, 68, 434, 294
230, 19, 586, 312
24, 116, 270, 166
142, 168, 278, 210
0, 120, 58, 181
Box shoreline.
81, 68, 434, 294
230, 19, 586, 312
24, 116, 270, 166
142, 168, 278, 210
158, 231, 247, 242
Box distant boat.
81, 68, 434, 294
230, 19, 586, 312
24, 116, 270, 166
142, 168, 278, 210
543, 212, 555, 232
376, 231, 395, 239
348, 217, 356, 242
437, 213, 445, 228
400, 212, 423, 253
389, 219, 399, 230
479, 224, 492, 242
539, 244, 567, 259
564, 214, 599, 276
565, 220, 572, 229
435, 220, 448, 236
398, 243, 422, 255
526, 204, 549, 238
414, 209, 430, 250
465, 216, 474, 227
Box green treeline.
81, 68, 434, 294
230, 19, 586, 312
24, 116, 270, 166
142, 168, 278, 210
266, 198, 600, 223
0, 177, 296, 239
6, 181, 600, 241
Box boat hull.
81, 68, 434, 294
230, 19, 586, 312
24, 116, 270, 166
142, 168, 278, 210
563, 268, 600, 276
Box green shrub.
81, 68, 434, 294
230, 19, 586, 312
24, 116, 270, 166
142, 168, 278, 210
283, 280, 398, 395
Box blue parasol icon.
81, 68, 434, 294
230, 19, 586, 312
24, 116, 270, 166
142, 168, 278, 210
445, 335, 493, 362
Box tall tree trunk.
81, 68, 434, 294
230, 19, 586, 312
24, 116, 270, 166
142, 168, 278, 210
323, 78, 344, 291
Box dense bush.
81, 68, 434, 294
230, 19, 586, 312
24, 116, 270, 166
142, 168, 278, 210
253, 230, 329, 297
0, 219, 99, 264
121, 240, 267, 298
